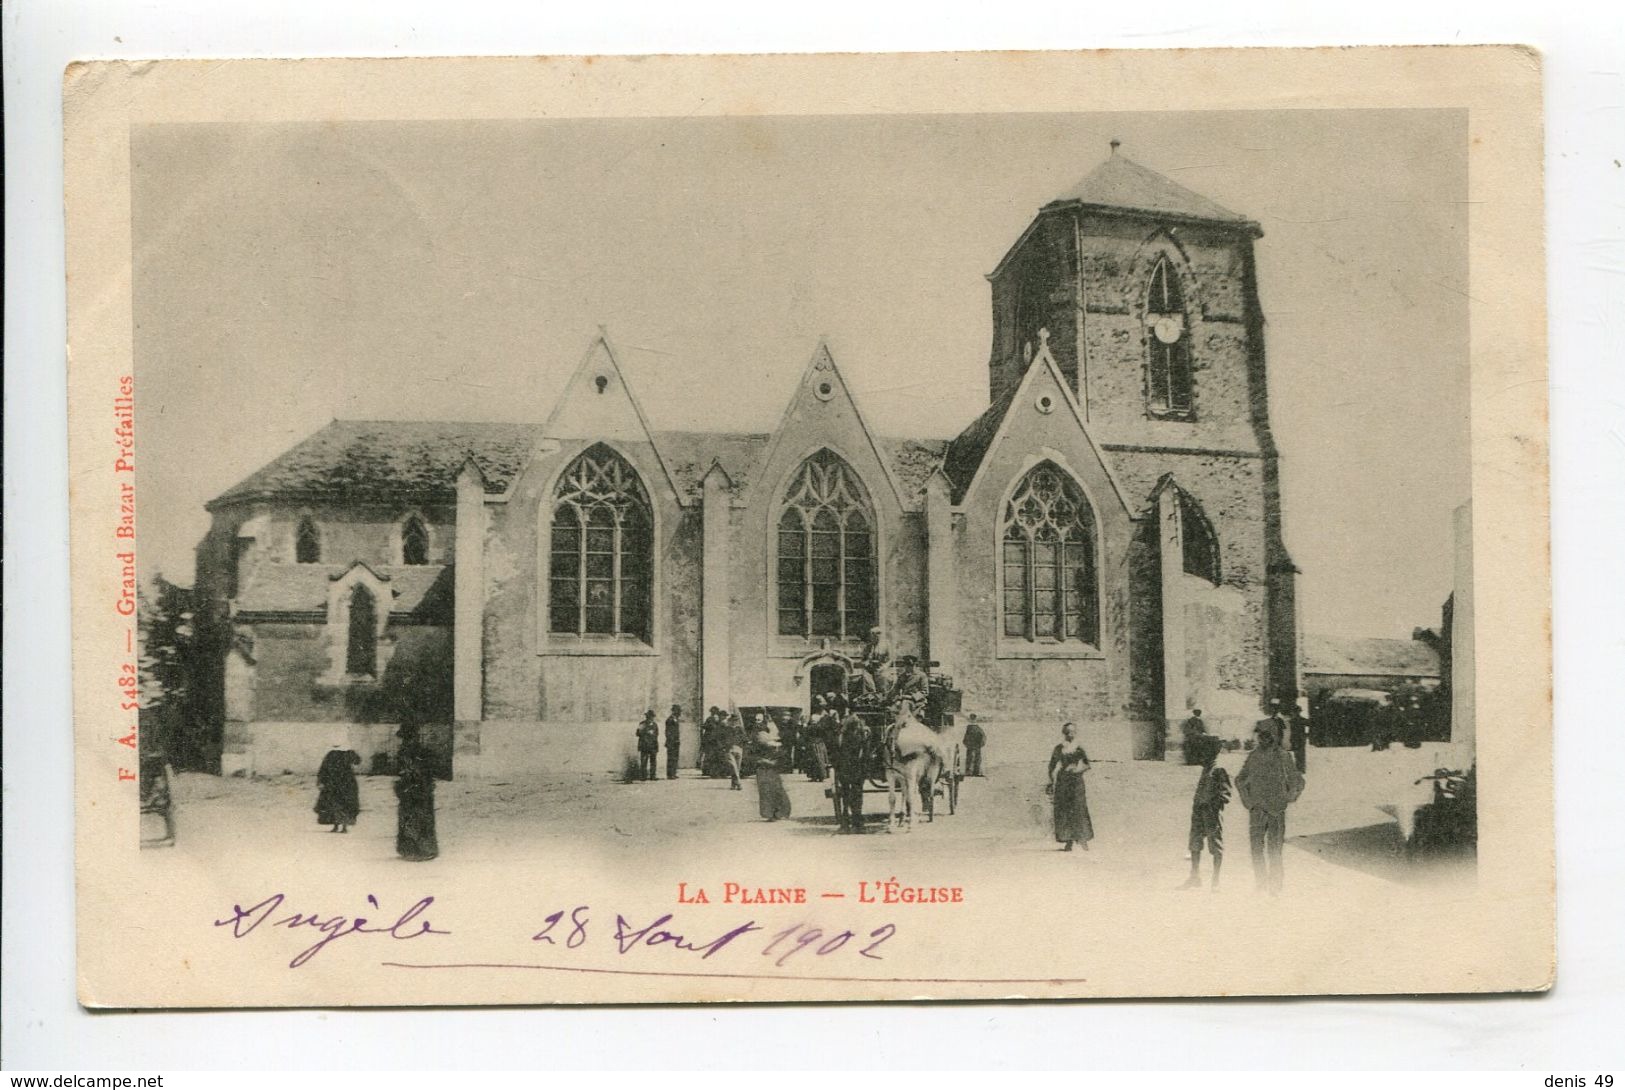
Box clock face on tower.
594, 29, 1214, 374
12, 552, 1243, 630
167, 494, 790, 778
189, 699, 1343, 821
1152, 315, 1184, 345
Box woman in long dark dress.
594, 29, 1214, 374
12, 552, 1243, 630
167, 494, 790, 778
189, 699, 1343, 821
1047, 722, 1094, 851
314, 747, 362, 833
751, 715, 793, 821
805, 706, 832, 783
394, 737, 439, 861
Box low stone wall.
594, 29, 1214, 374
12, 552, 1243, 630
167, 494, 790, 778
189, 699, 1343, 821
450, 715, 1144, 779
220, 720, 402, 777
453, 719, 704, 780
953, 713, 1142, 767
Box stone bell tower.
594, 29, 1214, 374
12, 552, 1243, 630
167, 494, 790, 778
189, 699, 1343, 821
987, 141, 1263, 432
985, 142, 1303, 738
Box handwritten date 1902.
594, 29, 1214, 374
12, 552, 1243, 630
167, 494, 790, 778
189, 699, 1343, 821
536, 907, 898, 966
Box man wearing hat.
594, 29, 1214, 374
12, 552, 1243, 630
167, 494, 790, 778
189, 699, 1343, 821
1286, 699, 1309, 773
963, 713, 987, 777
1260, 697, 1304, 775
831, 711, 872, 833
856, 624, 892, 698
888, 654, 929, 713
1235, 712, 1306, 893
1180, 708, 1209, 766
664, 704, 684, 780
635, 711, 660, 782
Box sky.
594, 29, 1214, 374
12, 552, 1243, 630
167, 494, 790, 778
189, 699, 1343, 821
132, 109, 1469, 640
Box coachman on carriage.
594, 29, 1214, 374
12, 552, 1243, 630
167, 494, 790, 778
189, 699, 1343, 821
792, 646, 966, 831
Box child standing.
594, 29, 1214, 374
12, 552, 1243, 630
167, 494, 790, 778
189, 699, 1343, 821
1179, 734, 1231, 890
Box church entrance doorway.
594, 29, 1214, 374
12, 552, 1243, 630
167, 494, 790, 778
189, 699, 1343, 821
808, 663, 848, 711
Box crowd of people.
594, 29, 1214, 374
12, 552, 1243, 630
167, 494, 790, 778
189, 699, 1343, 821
301, 666, 1304, 889
621, 664, 989, 836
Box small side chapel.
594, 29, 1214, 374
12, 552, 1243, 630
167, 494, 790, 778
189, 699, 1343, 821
194, 148, 1301, 776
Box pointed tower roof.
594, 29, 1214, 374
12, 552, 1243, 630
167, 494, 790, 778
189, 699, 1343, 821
989, 145, 1260, 280
1045, 146, 1256, 231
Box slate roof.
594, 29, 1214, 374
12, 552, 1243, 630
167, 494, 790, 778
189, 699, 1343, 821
210, 421, 544, 508
234, 563, 452, 619
652, 431, 770, 501
941, 383, 1020, 504
1048, 153, 1254, 228
210, 421, 951, 510
880, 437, 951, 502
1302, 635, 1441, 679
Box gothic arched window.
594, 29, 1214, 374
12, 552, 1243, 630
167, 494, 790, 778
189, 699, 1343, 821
295, 517, 321, 564
1002, 463, 1099, 645
1145, 256, 1194, 417
400, 515, 430, 566
1179, 491, 1221, 584
346, 584, 378, 676
548, 444, 652, 640
776, 450, 877, 640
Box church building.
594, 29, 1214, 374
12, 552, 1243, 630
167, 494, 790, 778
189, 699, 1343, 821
194, 149, 1301, 777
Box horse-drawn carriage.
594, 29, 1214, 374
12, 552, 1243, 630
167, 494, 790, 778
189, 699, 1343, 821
733, 652, 966, 830
826, 659, 966, 827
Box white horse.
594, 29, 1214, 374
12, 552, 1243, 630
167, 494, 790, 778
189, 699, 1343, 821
884, 704, 957, 832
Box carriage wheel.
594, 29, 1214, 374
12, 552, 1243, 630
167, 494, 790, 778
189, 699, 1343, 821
867, 755, 891, 791
947, 765, 959, 815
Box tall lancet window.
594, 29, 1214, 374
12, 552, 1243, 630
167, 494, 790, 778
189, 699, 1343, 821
548, 444, 652, 640
400, 515, 430, 566
776, 450, 877, 640
1145, 256, 1194, 417
295, 517, 321, 564
1179, 491, 1221, 585
1002, 463, 1099, 645
346, 584, 378, 676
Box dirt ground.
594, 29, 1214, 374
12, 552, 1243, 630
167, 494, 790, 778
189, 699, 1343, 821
127, 742, 1490, 1005
162, 744, 1473, 890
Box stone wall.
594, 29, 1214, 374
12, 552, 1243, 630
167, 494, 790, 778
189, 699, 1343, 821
220, 501, 457, 586
220, 720, 402, 778
989, 213, 1082, 403
1110, 449, 1274, 720
231, 620, 452, 723
479, 437, 698, 725
991, 210, 1258, 433
726, 368, 929, 708
457, 719, 695, 779
1075, 215, 1254, 433
948, 356, 1136, 728
980, 205, 1289, 742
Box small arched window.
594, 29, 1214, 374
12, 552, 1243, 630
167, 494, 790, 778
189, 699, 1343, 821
401, 515, 430, 566
346, 584, 378, 676
776, 450, 876, 640
1145, 256, 1194, 417
295, 517, 321, 564
1002, 462, 1099, 645
548, 444, 652, 640
1179, 491, 1221, 584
